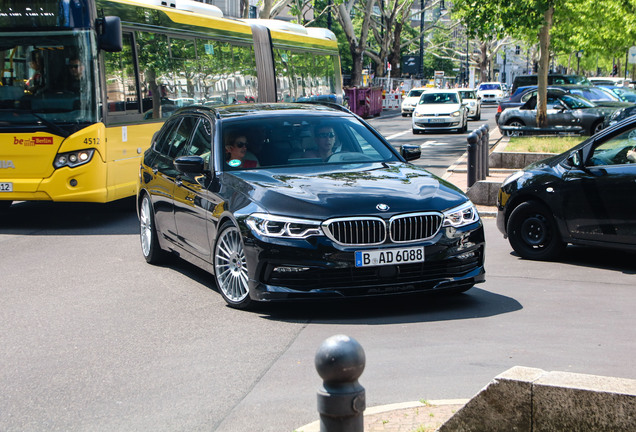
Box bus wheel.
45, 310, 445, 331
214, 222, 253, 309
139, 193, 166, 264
0, 200, 12, 210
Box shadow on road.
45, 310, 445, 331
256, 288, 522, 325
0, 198, 138, 235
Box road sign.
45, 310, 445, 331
629, 46, 636, 64
434, 70, 444, 77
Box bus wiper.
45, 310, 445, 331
0, 108, 70, 138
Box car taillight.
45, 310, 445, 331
497, 105, 502, 113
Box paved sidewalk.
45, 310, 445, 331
295, 399, 468, 432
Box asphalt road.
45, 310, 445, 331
1, 107, 634, 431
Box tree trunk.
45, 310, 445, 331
479, 42, 488, 83
536, 5, 553, 128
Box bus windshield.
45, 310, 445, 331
0, 31, 97, 128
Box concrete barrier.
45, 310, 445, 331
438, 366, 636, 432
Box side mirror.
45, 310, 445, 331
567, 149, 584, 169
175, 155, 205, 175
401, 144, 421, 161
97, 16, 122, 52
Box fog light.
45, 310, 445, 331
456, 251, 475, 260
69, 179, 78, 187
273, 266, 310, 273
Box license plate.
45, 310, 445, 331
355, 246, 424, 267
426, 118, 445, 123
0, 182, 12, 192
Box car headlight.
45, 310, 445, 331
413, 111, 425, 117
502, 170, 524, 187
246, 213, 323, 238
443, 201, 479, 227
451, 110, 461, 117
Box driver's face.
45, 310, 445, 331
316, 128, 335, 151
69, 60, 84, 80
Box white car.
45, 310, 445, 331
477, 82, 505, 104
458, 89, 481, 120
401, 87, 427, 116
412, 89, 468, 134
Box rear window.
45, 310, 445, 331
478, 83, 501, 90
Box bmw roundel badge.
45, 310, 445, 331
376, 203, 389, 211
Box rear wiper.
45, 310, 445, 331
0, 108, 70, 138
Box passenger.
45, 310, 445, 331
225, 133, 259, 168
627, 147, 636, 163
26, 51, 44, 95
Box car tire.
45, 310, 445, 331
402, 113, 407, 117
214, 221, 253, 309
507, 201, 566, 260
139, 193, 167, 264
475, 109, 481, 121
505, 119, 525, 137
591, 121, 604, 135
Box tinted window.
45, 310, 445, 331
166, 116, 197, 158
589, 128, 636, 166
408, 89, 424, 97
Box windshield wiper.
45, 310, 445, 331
0, 108, 70, 137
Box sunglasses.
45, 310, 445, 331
318, 132, 335, 138
68, 64, 81, 69
234, 141, 247, 148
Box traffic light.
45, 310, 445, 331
613, 64, 618, 76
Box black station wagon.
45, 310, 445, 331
137, 103, 485, 308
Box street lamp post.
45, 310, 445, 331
418, 0, 425, 78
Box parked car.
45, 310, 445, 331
589, 76, 631, 87
597, 85, 636, 103
476, 82, 505, 104
495, 86, 566, 124
497, 115, 636, 260
550, 84, 633, 108
137, 103, 485, 308
401, 87, 427, 116
510, 74, 590, 95
458, 89, 481, 120
497, 92, 619, 136
606, 106, 636, 127
412, 89, 468, 133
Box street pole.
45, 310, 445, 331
418, 0, 424, 79
465, 37, 469, 87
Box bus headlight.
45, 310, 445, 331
54, 149, 95, 169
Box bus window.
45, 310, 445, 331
135, 32, 170, 120
167, 37, 197, 107
233, 44, 258, 103
104, 32, 138, 116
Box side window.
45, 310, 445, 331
104, 32, 138, 117
186, 118, 213, 165
154, 118, 182, 155
520, 91, 537, 103
168, 116, 198, 158
136, 32, 170, 120
589, 129, 636, 166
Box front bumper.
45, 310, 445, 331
243, 223, 486, 301
413, 116, 462, 131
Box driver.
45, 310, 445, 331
310, 125, 336, 161
627, 147, 636, 163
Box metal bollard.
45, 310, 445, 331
466, 132, 479, 188
315, 334, 366, 432
474, 127, 484, 181
478, 125, 487, 180
481, 124, 490, 177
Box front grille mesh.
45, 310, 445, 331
323, 213, 443, 246
325, 218, 386, 245
391, 213, 443, 242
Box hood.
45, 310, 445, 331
414, 103, 462, 115
225, 163, 468, 219
402, 96, 421, 105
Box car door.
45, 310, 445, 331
172, 116, 222, 260
561, 126, 636, 245
147, 117, 182, 240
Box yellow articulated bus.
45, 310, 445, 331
0, 0, 342, 208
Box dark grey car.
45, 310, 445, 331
498, 93, 619, 136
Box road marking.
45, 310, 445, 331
386, 130, 410, 140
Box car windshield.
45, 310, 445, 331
0, 32, 98, 126
568, 87, 618, 102
407, 89, 424, 97
419, 93, 458, 104
220, 115, 401, 170
459, 91, 476, 99
478, 83, 501, 90
561, 94, 596, 109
